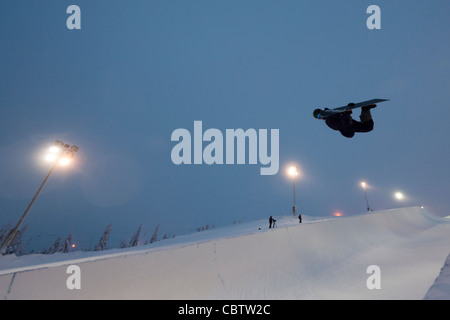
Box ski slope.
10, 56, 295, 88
1, 206, 450, 299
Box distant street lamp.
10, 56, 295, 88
0, 140, 79, 254
361, 181, 372, 212
394, 191, 404, 200
288, 166, 299, 216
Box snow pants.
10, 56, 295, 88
325, 112, 374, 138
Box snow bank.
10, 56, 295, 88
1, 206, 450, 299
424, 252, 450, 299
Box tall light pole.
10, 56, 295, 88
0, 140, 79, 254
288, 166, 299, 216
361, 181, 372, 212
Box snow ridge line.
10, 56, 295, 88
0, 229, 271, 276
3, 272, 16, 300
213, 242, 225, 287
0, 207, 445, 277
0, 207, 449, 299
424, 250, 450, 299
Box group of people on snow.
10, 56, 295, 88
268, 214, 302, 229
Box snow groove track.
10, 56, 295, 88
1, 206, 450, 299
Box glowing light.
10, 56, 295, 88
45, 141, 76, 166
49, 146, 61, 154
59, 157, 71, 166
288, 166, 298, 177
71, 244, 76, 248
394, 192, 404, 200
45, 154, 57, 162
333, 212, 343, 217
361, 181, 367, 188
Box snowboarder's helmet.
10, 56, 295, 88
313, 109, 322, 119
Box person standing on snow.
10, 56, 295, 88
269, 216, 276, 228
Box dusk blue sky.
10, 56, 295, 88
1, 1, 449, 251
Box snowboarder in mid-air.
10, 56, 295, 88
313, 99, 389, 138
315, 104, 376, 138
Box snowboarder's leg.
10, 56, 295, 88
353, 119, 374, 133
360, 104, 376, 121
354, 104, 376, 133
325, 116, 341, 131
338, 113, 355, 138
325, 113, 355, 137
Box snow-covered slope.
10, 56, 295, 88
1, 206, 450, 299
424, 252, 450, 300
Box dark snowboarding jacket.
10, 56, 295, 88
325, 113, 374, 138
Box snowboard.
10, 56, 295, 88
313, 99, 389, 119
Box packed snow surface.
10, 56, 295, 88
1, 206, 450, 299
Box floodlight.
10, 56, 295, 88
288, 166, 298, 177
394, 192, 404, 200
1, 139, 80, 254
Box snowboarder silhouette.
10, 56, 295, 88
313, 103, 377, 138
